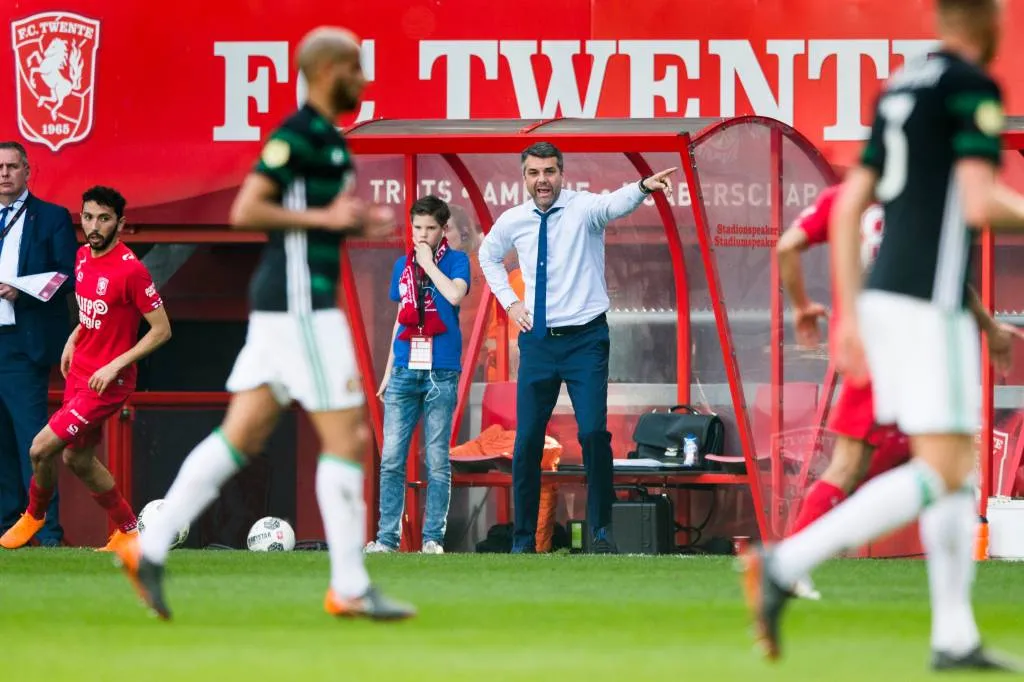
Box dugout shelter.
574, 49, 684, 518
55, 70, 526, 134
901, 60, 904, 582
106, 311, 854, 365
52, 115, 1024, 556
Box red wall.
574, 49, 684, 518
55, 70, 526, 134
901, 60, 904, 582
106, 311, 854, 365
5, 0, 1024, 220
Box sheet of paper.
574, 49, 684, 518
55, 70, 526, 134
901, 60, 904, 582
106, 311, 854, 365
0, 271, 68, 302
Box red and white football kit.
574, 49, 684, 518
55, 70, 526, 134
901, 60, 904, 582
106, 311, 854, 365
48, 241, 163, 450
793, 186, 910, 466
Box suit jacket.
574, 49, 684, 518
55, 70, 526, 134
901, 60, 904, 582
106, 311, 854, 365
11, 194, 77, 367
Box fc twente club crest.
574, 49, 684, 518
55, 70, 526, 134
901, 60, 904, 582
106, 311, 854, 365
11, 12, 101, 152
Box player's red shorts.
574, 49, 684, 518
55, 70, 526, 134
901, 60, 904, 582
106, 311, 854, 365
48, 372, 133, 451
827, 379, 911, 478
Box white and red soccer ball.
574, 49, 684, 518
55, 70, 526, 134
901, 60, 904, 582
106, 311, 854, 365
246, 517, 296, 552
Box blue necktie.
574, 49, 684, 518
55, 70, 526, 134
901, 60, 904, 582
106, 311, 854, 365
0, 206, 10, 249
532, 206, 561, 338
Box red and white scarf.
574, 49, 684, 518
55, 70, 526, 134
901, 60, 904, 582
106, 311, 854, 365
397, 238, 449, 340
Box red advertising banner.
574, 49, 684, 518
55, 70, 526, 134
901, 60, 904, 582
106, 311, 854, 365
3, 0, 1024, 222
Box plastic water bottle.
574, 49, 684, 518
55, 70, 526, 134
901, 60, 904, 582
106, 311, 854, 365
683, 434, 699, 467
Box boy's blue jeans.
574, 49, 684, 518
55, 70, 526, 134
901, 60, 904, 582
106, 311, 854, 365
375, 366, 459, 549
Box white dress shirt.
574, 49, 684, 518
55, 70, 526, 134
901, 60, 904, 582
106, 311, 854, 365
0, 189, 29, 326
479, 184, 646, 328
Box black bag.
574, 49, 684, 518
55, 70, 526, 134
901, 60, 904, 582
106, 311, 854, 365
629, 405, 725, 469
475, 523, 513, 553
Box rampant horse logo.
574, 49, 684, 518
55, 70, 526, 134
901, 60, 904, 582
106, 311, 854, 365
11, 13, 100, 152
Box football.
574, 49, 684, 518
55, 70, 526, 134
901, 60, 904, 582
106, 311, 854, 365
247, 516, 296, 552
137, 499, 189, 549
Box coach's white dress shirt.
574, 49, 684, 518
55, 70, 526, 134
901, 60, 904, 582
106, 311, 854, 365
0, 189, 29, 326
479, 184, 646, 328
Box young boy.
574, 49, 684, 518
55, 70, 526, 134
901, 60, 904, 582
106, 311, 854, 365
366, 195, 470, 554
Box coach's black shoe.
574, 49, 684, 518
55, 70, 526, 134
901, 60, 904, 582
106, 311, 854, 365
739, 545, 792, 661
114, 537, 172, 620
590, 527, 618, 555
932, 645, 1022, 672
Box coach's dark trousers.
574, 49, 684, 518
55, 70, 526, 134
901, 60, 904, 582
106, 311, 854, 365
511, 318, 613, 552
0, 330, 62, 544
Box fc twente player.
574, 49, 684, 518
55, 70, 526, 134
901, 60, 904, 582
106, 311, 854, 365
0, 186, 170, 551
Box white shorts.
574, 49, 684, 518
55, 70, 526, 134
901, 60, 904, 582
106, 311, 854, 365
858, 291, 980, 436
226, 309, 365, 412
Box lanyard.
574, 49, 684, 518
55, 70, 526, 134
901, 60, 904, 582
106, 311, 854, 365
416, 272, 428, 330
0, 199, 29, 244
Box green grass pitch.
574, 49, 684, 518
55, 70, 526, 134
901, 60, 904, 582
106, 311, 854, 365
1, 550, 1021, 681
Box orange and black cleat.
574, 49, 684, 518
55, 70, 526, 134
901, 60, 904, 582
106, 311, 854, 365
324, 586, 416, 621
0, 513, 45, 549
113, 535, 171, 620
739, 545, 792, 661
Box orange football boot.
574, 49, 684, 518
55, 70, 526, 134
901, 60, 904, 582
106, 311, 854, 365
324, 586, 416, 621
739, 545, 792, 661
113, 533, 171, 620
97, 528, 139, 553
0, 513, 45, 549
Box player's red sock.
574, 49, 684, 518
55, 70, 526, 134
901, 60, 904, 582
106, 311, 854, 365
91, 486, 138, 533
26, 477, 54, 520
790, 481, 846, 535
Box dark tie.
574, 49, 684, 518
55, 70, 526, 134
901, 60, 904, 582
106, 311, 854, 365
0, 206, 9, 248
532, 206, 562, 338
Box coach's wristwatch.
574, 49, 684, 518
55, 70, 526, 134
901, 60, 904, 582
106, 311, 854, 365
638, 176, 654, 195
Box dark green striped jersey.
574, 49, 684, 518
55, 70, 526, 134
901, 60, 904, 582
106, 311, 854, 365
861, 51, 1003, 310
249, 104, 355, 312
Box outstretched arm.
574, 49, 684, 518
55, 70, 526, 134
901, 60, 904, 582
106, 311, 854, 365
587, 168, 678, 229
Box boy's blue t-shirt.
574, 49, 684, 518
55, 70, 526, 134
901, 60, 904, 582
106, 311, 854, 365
390, 249, 471, 371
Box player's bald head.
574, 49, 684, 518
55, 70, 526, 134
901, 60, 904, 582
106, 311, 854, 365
295, 26, 360, 79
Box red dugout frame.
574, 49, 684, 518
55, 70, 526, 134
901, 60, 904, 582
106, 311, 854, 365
68, 114, 1024, 550
338, 114, 839, 546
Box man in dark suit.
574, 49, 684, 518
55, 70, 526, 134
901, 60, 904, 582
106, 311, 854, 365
479, 142, 675, 554
0, 141, 77, 545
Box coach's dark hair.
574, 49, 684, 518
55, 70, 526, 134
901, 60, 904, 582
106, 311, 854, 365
82, 186, 127, 220
410, 194, 450, 226
0, 141, 28, 166
521, 142, 563, 172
